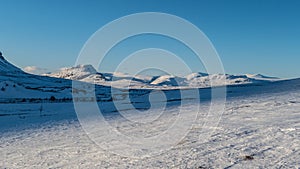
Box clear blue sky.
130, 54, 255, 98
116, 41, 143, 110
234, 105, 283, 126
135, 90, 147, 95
0, 0, 299, 78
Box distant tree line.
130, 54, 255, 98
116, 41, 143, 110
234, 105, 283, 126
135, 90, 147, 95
0, 96, 73, 104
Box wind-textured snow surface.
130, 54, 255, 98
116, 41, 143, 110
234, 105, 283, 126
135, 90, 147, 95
1, 79, 300, 168
0, 55, 299, 168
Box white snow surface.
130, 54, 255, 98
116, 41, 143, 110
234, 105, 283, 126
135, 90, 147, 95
1, 79, 300, 168
0, 55, 300, 168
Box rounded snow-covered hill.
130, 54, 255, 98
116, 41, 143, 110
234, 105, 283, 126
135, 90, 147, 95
150, 75, 187, 86
0, 53, 73, 99
44, 64, 108, 84
47, 65, 98, 80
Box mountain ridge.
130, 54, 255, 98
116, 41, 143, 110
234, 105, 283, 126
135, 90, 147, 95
43, 64, 280, 88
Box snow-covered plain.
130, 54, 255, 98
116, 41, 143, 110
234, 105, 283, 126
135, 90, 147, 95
1, 79, 300, 168
1, 55, 300, 168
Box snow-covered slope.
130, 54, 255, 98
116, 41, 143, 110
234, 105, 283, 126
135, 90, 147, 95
186, 72, 209, 80
246, 73, 279, 80
150, 75, 187, 86
0, 54, 73, 99
0, 53, 23, 73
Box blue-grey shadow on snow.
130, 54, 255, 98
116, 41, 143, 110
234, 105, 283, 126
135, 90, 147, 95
96, 78, 300, 121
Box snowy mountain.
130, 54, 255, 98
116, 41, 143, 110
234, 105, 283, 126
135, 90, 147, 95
44, 64, 109, 84
150, 75, 187, 86
44, 64, 280, 88
185, 74, 272, 88
185, 72, 209, 80
0, 53, 73, 100
46, 64, 100, 80
245, 73, 279, 80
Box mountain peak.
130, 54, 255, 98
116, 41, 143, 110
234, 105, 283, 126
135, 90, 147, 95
246, 74, 278, 79
186, 72, 209, 80
45, 64, 100, 80
58, 64, 98, 75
